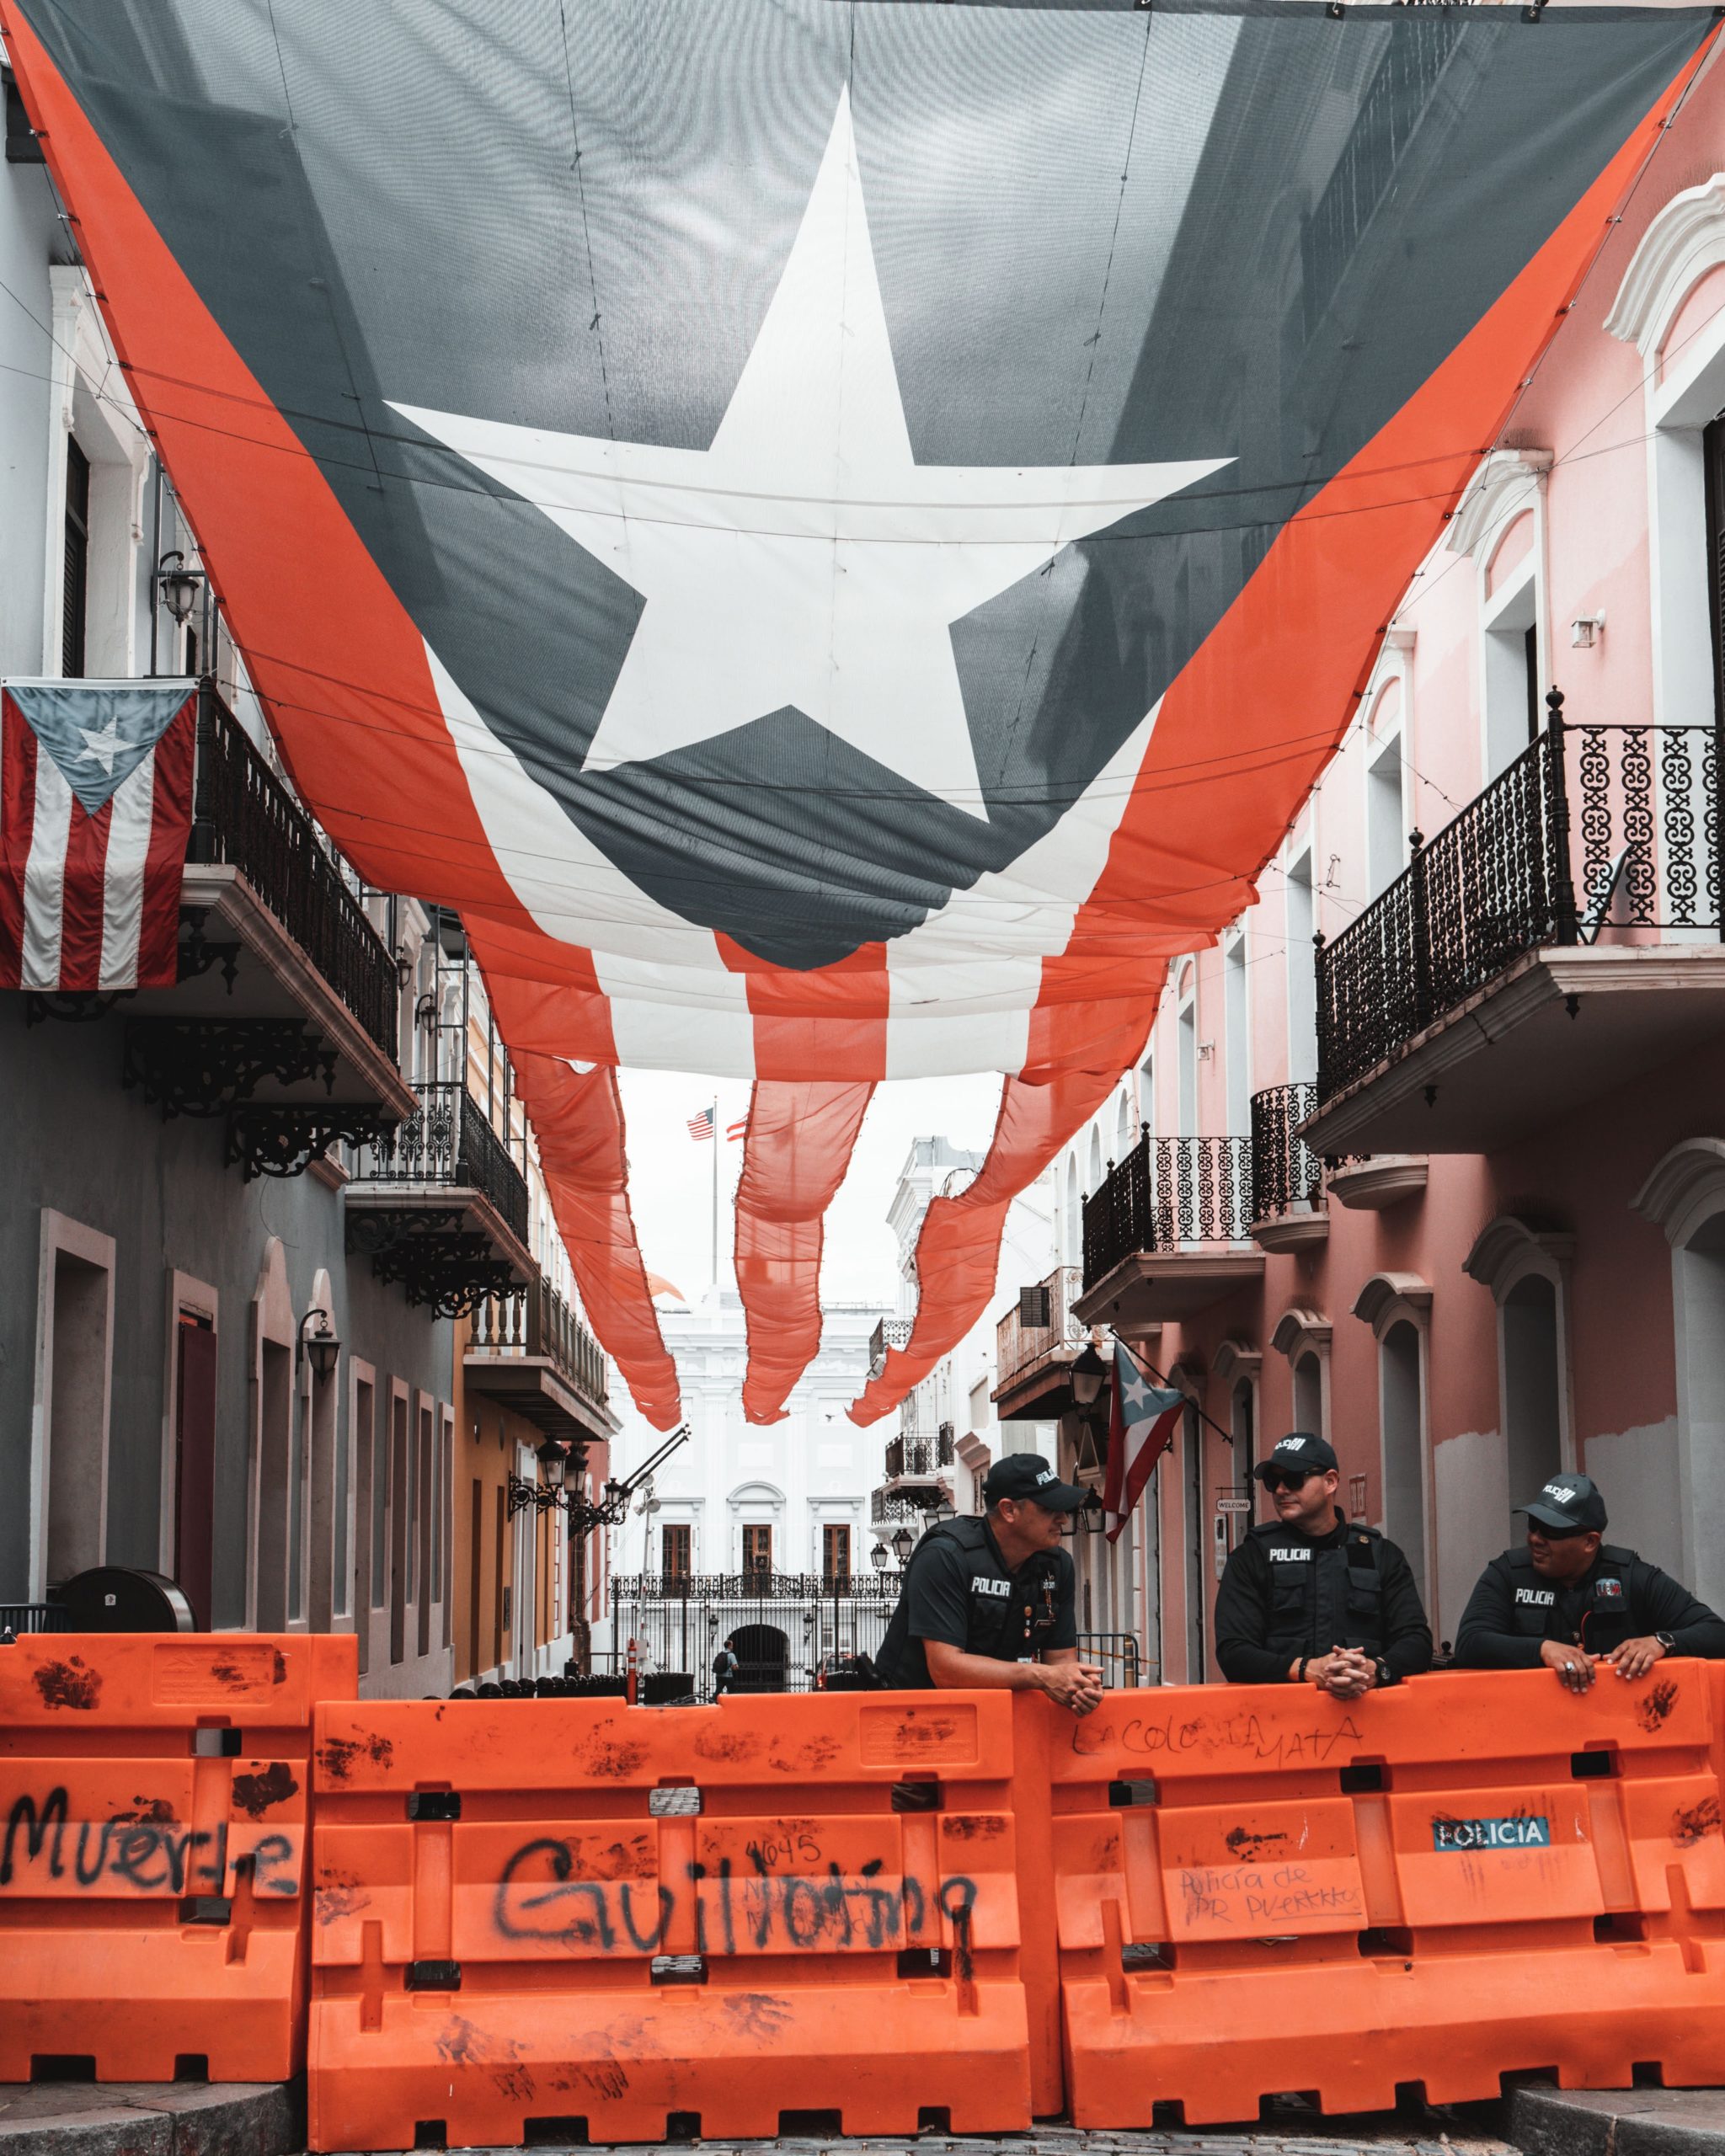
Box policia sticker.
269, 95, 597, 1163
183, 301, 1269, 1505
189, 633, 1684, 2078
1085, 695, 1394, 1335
1431, 1815, 1552, 1851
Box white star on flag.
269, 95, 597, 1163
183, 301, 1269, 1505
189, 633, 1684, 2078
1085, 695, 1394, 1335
392, 89, 1230, 820
74, 718, 126, 776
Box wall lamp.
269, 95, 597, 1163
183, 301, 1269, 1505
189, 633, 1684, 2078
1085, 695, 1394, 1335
297, 1306, 340, 1383
1571, 611, 1605, 649
156, 550, 204, 627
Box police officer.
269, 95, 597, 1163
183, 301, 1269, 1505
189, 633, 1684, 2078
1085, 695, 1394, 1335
1215, 1432, 1434, 1694
1454, 1473, 1725, 1688
871, 1454, 1104, 1715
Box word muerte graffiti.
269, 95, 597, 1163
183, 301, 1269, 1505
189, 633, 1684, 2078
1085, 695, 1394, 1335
0, 1787, 300, 1896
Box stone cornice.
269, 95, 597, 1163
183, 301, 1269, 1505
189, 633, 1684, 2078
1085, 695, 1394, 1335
1605, 173, 1725, 359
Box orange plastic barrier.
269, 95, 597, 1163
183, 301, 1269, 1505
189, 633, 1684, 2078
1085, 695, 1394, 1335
0, 1630, 358, 2081
307, 1690, 1051, 2150
1049, 1663, 1725, 2125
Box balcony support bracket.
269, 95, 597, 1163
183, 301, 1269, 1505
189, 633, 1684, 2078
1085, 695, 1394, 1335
225, 1102, 399, 1182
349, 1206, 518, 1318
122, 1017, 336, 1118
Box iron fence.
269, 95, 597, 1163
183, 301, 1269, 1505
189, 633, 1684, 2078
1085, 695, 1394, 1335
996, 1264, 1087, 1390
1077, 1631, 1144, 1687
353, 1078, 530, 1243
1249, 1082, 1325, 1222
610, 1572, 900, 1694
471, 1275, 608, 1405
868, 1315, 913, 1374
187, 682, 397, 1053
884, 1431, 954, 1480
1081, 1132, 1253, 1290
1316, 697, 1723, 1099
0, 1603, 68, 1636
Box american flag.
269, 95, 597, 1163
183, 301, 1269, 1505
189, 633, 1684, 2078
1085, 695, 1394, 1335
0, 680, 197, 992
726, 1118, 746, 1142
686, 1105, 714, 1140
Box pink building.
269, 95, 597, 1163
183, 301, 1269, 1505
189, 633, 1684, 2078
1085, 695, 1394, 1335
1033, 72, 1725, 1684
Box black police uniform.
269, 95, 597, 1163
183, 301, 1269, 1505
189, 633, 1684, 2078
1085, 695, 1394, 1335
872, 1513, 1077, 1688
1454, 1545, 1725, 1667
1213, 1508, 1434, 1684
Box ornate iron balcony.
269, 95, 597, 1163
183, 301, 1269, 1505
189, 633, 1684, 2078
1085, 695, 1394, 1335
1081, 1131, 1253, 1291
186, 683, 396, 1054
1316, 694, 1722, 1101
353, 1079, 530, 1243
1249, 1083, 1325, 1221
470, 1276, 608, 1406
996, 1264, 1087, 1389
868, 1315, 913, 1375
884, 1433, 948, 1481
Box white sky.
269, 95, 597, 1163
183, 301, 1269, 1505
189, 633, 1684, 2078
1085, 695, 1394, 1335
617, 1069, 1008, 1308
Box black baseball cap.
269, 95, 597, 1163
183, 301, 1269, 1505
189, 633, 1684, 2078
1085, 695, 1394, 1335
984, 1453, 1087, 1512
1518, 1473, 1607, 1533
1251, 1431, 1338, 1480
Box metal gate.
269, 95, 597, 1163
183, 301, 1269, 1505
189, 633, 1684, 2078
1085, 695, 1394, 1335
610, 1572, 899, 1694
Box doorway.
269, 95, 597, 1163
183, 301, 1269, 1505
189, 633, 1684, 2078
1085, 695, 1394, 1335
1183, 1404, 1206, 1682
1502, 1274, 1562, 1542
174, 1316, 217, 1626
731, 1622, 789, 1692
1380, 1321, 1428, 1607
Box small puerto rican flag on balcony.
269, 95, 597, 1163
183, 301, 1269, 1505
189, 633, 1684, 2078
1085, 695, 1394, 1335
0, 678, 198, 992
1102, 1339, 1184, 1545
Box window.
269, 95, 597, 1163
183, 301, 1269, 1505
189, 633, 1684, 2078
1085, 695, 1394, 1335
1705, 414, 1725, 721
1380, 1321, 1428, 1609
174, 1315, 217, 1628
822, 1524, 851, 1582
742, 1524, 772, 1576
662, 1523, 692, 1579
61, 438, 88, 679
1224, 934, 1249, 1135
1284, 850, 1317, 1084
330, 1370, 351, 1620
417, 1401, 434, 1656
1178, 983, 1197, 1132
1366, 734, 1406, 899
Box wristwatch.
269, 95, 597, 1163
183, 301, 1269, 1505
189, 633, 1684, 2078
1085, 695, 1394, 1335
1656, 1632, 1676, 1654
1374, 1658, 1396, 1688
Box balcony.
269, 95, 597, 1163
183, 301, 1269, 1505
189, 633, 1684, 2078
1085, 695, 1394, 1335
992, 1265, 1090, 1418
1247, 1083, 1328, 1253
91, 682, 412, 1176
873, 1425, 953, 1519
348, 1079, 532, 1315
466, 1276, 617, 1447
868, 1315, 913, 1377
1074, 1132, 1262, 1331
1305, 696, 1725, 1157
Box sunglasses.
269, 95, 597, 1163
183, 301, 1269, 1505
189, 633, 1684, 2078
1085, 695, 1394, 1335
1260, 1469, 1317, 1493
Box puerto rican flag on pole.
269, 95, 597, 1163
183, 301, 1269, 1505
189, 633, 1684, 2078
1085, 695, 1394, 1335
0, 680, 197, 993
1102, 1339, 1184, 1545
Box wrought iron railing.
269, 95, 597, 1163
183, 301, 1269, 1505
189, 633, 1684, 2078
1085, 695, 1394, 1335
187, 682, 397, 1053
469, 1275, 607, 1405
1316, 696, 1722, 1099
884, 1432, 953, 1480
1077, 1631, 1144, 1688
0, 1602, 69, 1636
871, 1486, 927, 1527
613, 1573, 897, 1601
868, 1315, 913, 1374
996, 1264, 1087, 1389
1249, 1082, 1325, 1222
1081, 1132, 1253, 1289
353, 1079, 530, 1243
611, 1572, 900, 1694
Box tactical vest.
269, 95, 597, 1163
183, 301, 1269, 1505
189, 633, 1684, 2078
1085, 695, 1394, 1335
1502, 1545, 1642, 1654
1254, 1517, 1388, 1662
873, 1514, 1065, 1684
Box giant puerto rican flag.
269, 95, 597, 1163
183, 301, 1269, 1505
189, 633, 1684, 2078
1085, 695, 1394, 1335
3, 2, 1713, 1428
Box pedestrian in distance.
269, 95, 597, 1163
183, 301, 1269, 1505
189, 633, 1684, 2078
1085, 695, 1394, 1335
870, 1454, 1106, 1714
712, 1634, 740, 1696
1453, 1473, 1725, 1689
1214, 1431, 1434, 1696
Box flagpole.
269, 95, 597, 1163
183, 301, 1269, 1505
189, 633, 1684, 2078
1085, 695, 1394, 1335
711, 1093, 719, 1289
1116, 1337, 1236, 1447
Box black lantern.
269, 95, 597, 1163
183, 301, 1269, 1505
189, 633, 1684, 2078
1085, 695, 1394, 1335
870, 1539, 889, 1570
536, 1437, 569, 1491
889, 1524, 916, 1566
156, 549, 204, 628
296, 1306, 340, 1383
1071, 1342, 1108, 1409
931, 1495, 956, 1525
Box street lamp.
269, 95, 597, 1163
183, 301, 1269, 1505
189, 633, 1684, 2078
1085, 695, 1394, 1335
870, 1540, 889, 1571
296, 1306, 340, 1383
890, 1524, 915, 1567
536, 1437, 569, 1491
156, 549, 204, 627
1071, 1342, 1108, 1410
931, 1496, 956, 1525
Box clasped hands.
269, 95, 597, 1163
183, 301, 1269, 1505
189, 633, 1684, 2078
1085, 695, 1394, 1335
1291, 1646, 1379, 1699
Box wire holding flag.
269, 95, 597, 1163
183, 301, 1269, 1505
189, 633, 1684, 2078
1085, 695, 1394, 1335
1102, 1340, 1185, 1544
686, 1105, 715, 1141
